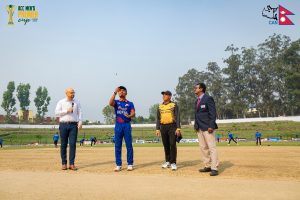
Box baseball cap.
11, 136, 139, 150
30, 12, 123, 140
161, 90, 172, 96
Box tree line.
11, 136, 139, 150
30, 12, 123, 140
175, 34, 300, 123
102, 34, 300, 124
102, 104, 159, 125
1, 81, 51, 123
2, 34, 299, 125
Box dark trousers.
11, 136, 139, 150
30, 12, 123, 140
54, 140, 58, 147
160, 124, 177, 164
59, 123, 78, 165
0, 143, 2, 148
91, 140, 96, 146
228, 138, 237, 144
256, 137, 261, 145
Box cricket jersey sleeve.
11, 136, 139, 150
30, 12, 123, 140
156, 106, 161, 131
174, 103, 181, 130
114, 100, 118, 109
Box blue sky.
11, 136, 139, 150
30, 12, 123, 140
0, 0, 299, 122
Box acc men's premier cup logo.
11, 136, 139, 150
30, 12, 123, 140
6, 5, 38, 25
18, 6, 39, 25
7, 5, 15, 25
262, 5, 295, 25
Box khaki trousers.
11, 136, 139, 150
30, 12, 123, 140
197, 130, 219, 170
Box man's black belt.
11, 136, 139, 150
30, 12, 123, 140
60, 122, 78, 125
160, 123, 176, 126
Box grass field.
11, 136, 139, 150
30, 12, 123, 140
1, 121, 300, 145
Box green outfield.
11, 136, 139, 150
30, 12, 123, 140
0, 121, 300, 146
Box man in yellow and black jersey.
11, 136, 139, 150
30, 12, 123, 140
156, 90, 181, 171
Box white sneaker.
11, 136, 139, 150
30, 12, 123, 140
171, 163, 177, 171
161, 162, 170, 169
114, 166, 122, 172
127, 165, 134, 171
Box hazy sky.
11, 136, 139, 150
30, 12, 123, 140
1, 0, 299, 122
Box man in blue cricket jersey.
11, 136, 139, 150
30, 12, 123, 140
79, 138, 85, 146
227, 131, 238, 145
109, 86, 135, 172
255, 130, 262, 146
53, 132, 59, 148
90, 136, 97, 146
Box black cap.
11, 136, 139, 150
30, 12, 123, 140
161, 90, 172, 96
176, 134, 183, 143
119, 86, 127, 91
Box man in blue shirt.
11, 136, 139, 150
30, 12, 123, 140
228, 131, 238, 145
216, 133, 221, 143
90, 136, 97, 146
53, 132, 59, 148
255, 130, 262, 146
109, 86, 135, 172
79, 138, 85, 146
0, 138, 3, 148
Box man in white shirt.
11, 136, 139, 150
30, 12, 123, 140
55, 88, 82, 170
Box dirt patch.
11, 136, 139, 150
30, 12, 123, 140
0, 146, 299, 200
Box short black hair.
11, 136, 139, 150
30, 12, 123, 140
119, 86, 127, 92
197, 83, 206, 93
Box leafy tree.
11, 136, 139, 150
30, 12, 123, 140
1, 81, 17, 122
206, 62, 227, 119
148, 103, 159, 123
16, 83, 31, 121
223, 45, 247, 118
240, 47, 261, 117
102, 105, 115, 124
175, 68, 208, 123
282, 39, 300, 115
174, 34, 300, 119
34, 86, 51, 122
257, 34, 291, 116
132, 116, 147, 124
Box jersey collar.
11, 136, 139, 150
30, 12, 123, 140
119, 98, 128, 102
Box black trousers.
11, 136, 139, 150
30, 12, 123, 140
160, 124, 177, 164
91, 140, 96, 146
256, 137, 261, 145
228, 138, 237, 144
